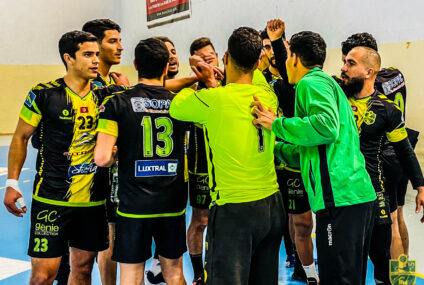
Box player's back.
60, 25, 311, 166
99, 83, 188, 216
202, 83, 279, 205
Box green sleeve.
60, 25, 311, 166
274, 142, 301, 169
272, 79, 339, 146
169, 87, 214, 124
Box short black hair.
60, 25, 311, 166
134, 38, 169, 79
228, 27, 262, 72
154, 36, 175, 48
260, 29, 269, 40
82, 19, 121, 42
341, 33, 378, 55
190, 37, 215, 55
58, 30, 97, 68
289, 31, 326, 69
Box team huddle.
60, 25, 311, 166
3, 17, 424, 285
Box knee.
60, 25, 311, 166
191, 213, 208, 233
30, 272, 55, 285
72, 261, 93, 277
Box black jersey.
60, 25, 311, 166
19, 78, 123, 206
92, 73, 116, 88
375, 67, 406, 119
348, 91, 407, 191
97, 83, 188, 217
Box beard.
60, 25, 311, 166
167, 69, 179, 78
269, 57, 277, 68
340, 76, 365, 97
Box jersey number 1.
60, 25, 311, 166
141, 116, 174, 157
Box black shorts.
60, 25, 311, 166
383, 128, 419, 209
277, 169, 310, 214
189, 173, 211, 209
315, 201, 375, 285
28, 199, 108, 258
112, 213, 187, 263
204, 192, 285, 285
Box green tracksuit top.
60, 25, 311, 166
170, 70, 279, 206
273, 68, 376, 212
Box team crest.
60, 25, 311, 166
390, 254, 416, 285
364, 110, 376, 125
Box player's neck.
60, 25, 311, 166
138, 77, 164, 86
226, 67, 253, 85
355, 81, 375, 99
98, 61, 112, 82
63, 73, 91, 97
269, 66, 281, 78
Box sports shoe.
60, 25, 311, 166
285, 254, 296, 268
192, 274, 205, 285
307, 277, 319, 284
145, 270, 165, 285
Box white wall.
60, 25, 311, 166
120, 0, 424, 64
1, 0, 423, 65
0, 0, 121, 65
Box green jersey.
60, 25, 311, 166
170, 72, 279, 206
273, 68, 376, 212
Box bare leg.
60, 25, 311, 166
292, 211, 314, 266
30, 257, 61, 285
159, 255, 186, 285
68, 247, 97, 285
187, 208, 209, 254
98, 223, 117, 285
120, 262, 145, 285
397, 206, 409, 255
390, 210, 404, 259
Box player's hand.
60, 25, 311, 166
110, 72, 130, 87
251, 95, 277, 130
191, 62, 217, 88
213, 66, 224, 81
4, 186, 27, 217
200, 54, 217, 65
189, 55, 204, 68
416, 186, 424, 223
267, 19, 285, 41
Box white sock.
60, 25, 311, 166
150, 258, 161, 275
303, 262, 319, 280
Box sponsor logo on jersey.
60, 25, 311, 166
131, 97, 171, 113
59, 109, 73, 120
91, 81, 103, 87
135, 160, 178, 177
382, 73, 405, 95
25, 91, 37, 108
68, 162, 98, 179
80, 107, 89, 113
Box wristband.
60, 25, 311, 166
5, 179, 26, 208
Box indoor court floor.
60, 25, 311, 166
1, 136, 423, 284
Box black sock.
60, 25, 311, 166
190, 253, 204, 278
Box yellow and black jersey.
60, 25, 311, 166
348, 91, 407, 191
20, 78, 124, 206
97, 83, 188, 217
92, 73, 116, 88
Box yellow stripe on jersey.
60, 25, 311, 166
97, 119, 118, 137
33, 195, 106, 207
386, 127, 408, 142
117, 207, 186, 218
19, 105, 41, 127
